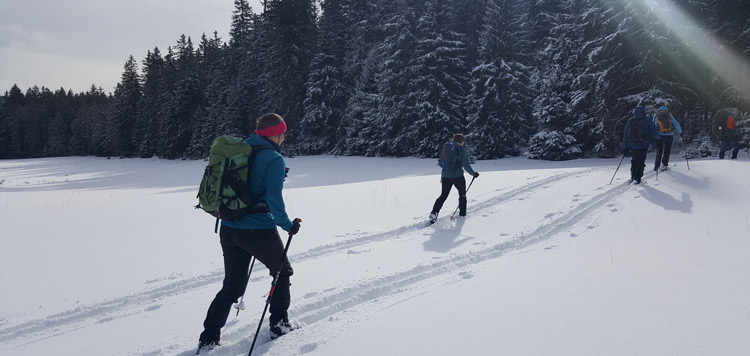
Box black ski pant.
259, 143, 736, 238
200, 225, 293, 343
432, 176, 467, 216
630, 148, 648, 181
719, 139, 740, 159
654, 135, 674, 168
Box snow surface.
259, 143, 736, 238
1, 154, 749, 356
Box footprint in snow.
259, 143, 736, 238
300, 343, 319, 354
144, 304, 161, 312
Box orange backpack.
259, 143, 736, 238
656, 110, 673, 133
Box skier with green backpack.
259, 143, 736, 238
195, 113, 302, 353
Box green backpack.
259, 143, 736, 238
195, 136, 268, 232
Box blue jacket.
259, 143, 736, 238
652, 106, 683, 136
441, 144, 477, 179
221, 134, 294, 231
623, 106, 661, 150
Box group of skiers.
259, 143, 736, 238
197, 106, 740, 353
622, 105, 742, 184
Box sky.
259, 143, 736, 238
1, 153, 749, 355
0, 0, 264, 94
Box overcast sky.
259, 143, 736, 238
0, 0, 264, 94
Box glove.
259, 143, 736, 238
473, 172, 479, 178
288, 218, 301, 235
284, 167, 290, 181
623, 148, 630, 156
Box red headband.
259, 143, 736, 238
255, 121, 287, 137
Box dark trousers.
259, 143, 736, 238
654, 135, 674, 168
200, 226, 293, 343
432, 176, 467, 216
719, 140, 740, 159
630, 149, 648, 181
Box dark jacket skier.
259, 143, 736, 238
622, 106, 660, 184
712, 109, 740, 159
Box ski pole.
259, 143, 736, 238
234, 257, 256, 317
681, 134, 690, 170
247, 218, 301, 356
450, 176, 476, 220
609, 154, 626, 185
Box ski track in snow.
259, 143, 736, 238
1, 166, 633, 354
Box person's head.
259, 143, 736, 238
634, 106, 647, 119
255, 113, 287, 145
452, 133, 465, 146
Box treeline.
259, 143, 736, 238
1, 0, 749, 160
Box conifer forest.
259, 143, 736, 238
1, 0, 749, 160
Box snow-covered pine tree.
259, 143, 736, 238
223, 1, 264, 138
134, 48, 165, 158
368, 0, 422, 156
466, 0, 531, 159
299, 0, 352, 155
44, 89, 74, 157
156, 36, 203, 159
111, 56, 142, 157
573, 1, 691, 155
258, 0, 317, 149
0, 85, 25, 158
335, 0, 385, 156
526, 0, 586, 160
70, 85, 110, 157
186, 33, 228, 159
402, 0, 470, 157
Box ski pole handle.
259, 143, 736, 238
289, 218, 302, 237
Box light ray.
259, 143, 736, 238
625, 0, 750, 102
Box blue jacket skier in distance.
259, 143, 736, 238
430, 133, 479, 222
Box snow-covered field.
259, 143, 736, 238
1, 153, 749, 356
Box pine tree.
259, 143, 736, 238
259, 0, 317, 148
575, 1, 692, 155
111, 55, 142, 157
527, 0, 586, 160
335, 0, 385, 156
299, 0, 352, 154
466, 0, 532, 159
44, 88, 75, 157
69, 85, 111, 156
0, 85, 25, 158
402, 0, 471, 157
368, 0, 422, 156
135, 48, 165, 158
187, 32, 228, 159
